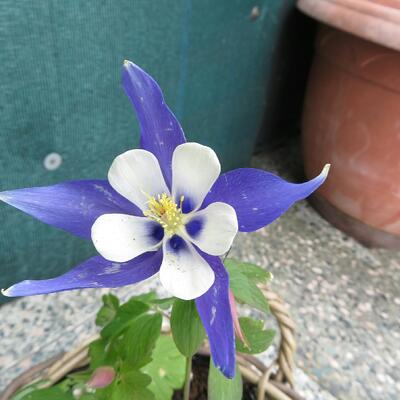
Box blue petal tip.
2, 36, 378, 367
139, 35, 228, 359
216, 363, 235, 379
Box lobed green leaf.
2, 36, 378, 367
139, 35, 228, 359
19, 387, 74, 400
121, 313, 163, 368
143, 335, 186, 400
235, 317, 275, 354
95, 294, 120, 327
107, 370, 154, 400
100, 299, 149, 339
224, 258, 271, 314
224, 258, 273, 283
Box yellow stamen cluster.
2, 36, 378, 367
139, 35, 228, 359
143, 193, 185, 236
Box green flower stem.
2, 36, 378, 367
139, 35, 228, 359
183, 356, 192, 400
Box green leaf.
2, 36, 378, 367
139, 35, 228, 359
65, 370, 93, 386
130, 292, 158, 303
96, 294, 120, 327
10, 382, 49, 400
170, 299, 205, 357
208, 360, 242, 400
101, 299, 149, 339
225, 258, 272, 284
90, 336, 121, 370
149, 297, 175, 310
56, 377, 77, 392
235, 317, 275, 354
130, 292, 175, 310
109, 370, 154, 400
142, 335, 186, 400
239, 263, 273, 284
19, 387, 74, 400
89, 338, 108, 369
121, 313, 162, 368
224, 259, 270, 314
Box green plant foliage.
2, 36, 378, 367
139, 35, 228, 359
129, 292, 158, 303
89, 337, 122, 370
95, 294, 120, 327
121, 313, 163, 368
64, 370, 92, 384
131, 292, 175, 308
89, 338, 109, 369
97, 369, 154, 400
100, 299, 149, 339
235, 317, 275, 354
208, 360, 242, 400
19, 387, 74, 399
10, 382, 51, 400
224, 258, 272, 314
149, 297, 175, 310
225, 258, 273, 284
143, 335, 186, 400
13, 271, 276, 400
83, 296, 167, 399
238, 261, 273, 284
170, 299, 205, 357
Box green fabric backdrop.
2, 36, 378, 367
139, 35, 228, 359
0, 0, 295, 303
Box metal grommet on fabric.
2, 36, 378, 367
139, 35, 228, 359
44, 153, 62, 171
250, 6, 261, 20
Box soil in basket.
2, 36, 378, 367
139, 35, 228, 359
173, 354, 257, 400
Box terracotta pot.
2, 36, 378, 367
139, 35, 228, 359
298, 0, 400, 52
298, 1, 400, 248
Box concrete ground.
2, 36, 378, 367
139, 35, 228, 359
239, 141, 399, 400
0, 139, 399, 399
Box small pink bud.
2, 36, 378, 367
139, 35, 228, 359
87, 366, 116, 389
229, 288, 250, 349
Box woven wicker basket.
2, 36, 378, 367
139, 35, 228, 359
2, 286, 303, 400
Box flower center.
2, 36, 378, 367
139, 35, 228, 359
143, 193, 185, 237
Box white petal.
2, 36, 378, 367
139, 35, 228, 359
108, 149, 169, 211
91, 214, 162, 262
159, 237, 215, 300
184, 202, 238, 256
171, 143, 221, 212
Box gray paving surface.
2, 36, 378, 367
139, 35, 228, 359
241, 143, 399, 400
1, 140, 398, 399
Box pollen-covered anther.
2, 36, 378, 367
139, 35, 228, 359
143, 193, 185, 236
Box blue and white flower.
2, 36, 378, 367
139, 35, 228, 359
0, 61, 329, 377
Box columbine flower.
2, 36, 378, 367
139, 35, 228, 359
0, 61, 329, 378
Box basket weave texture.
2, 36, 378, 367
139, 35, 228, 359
2, 286, 303, 400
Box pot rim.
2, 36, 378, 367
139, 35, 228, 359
297, 0, 400, 52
